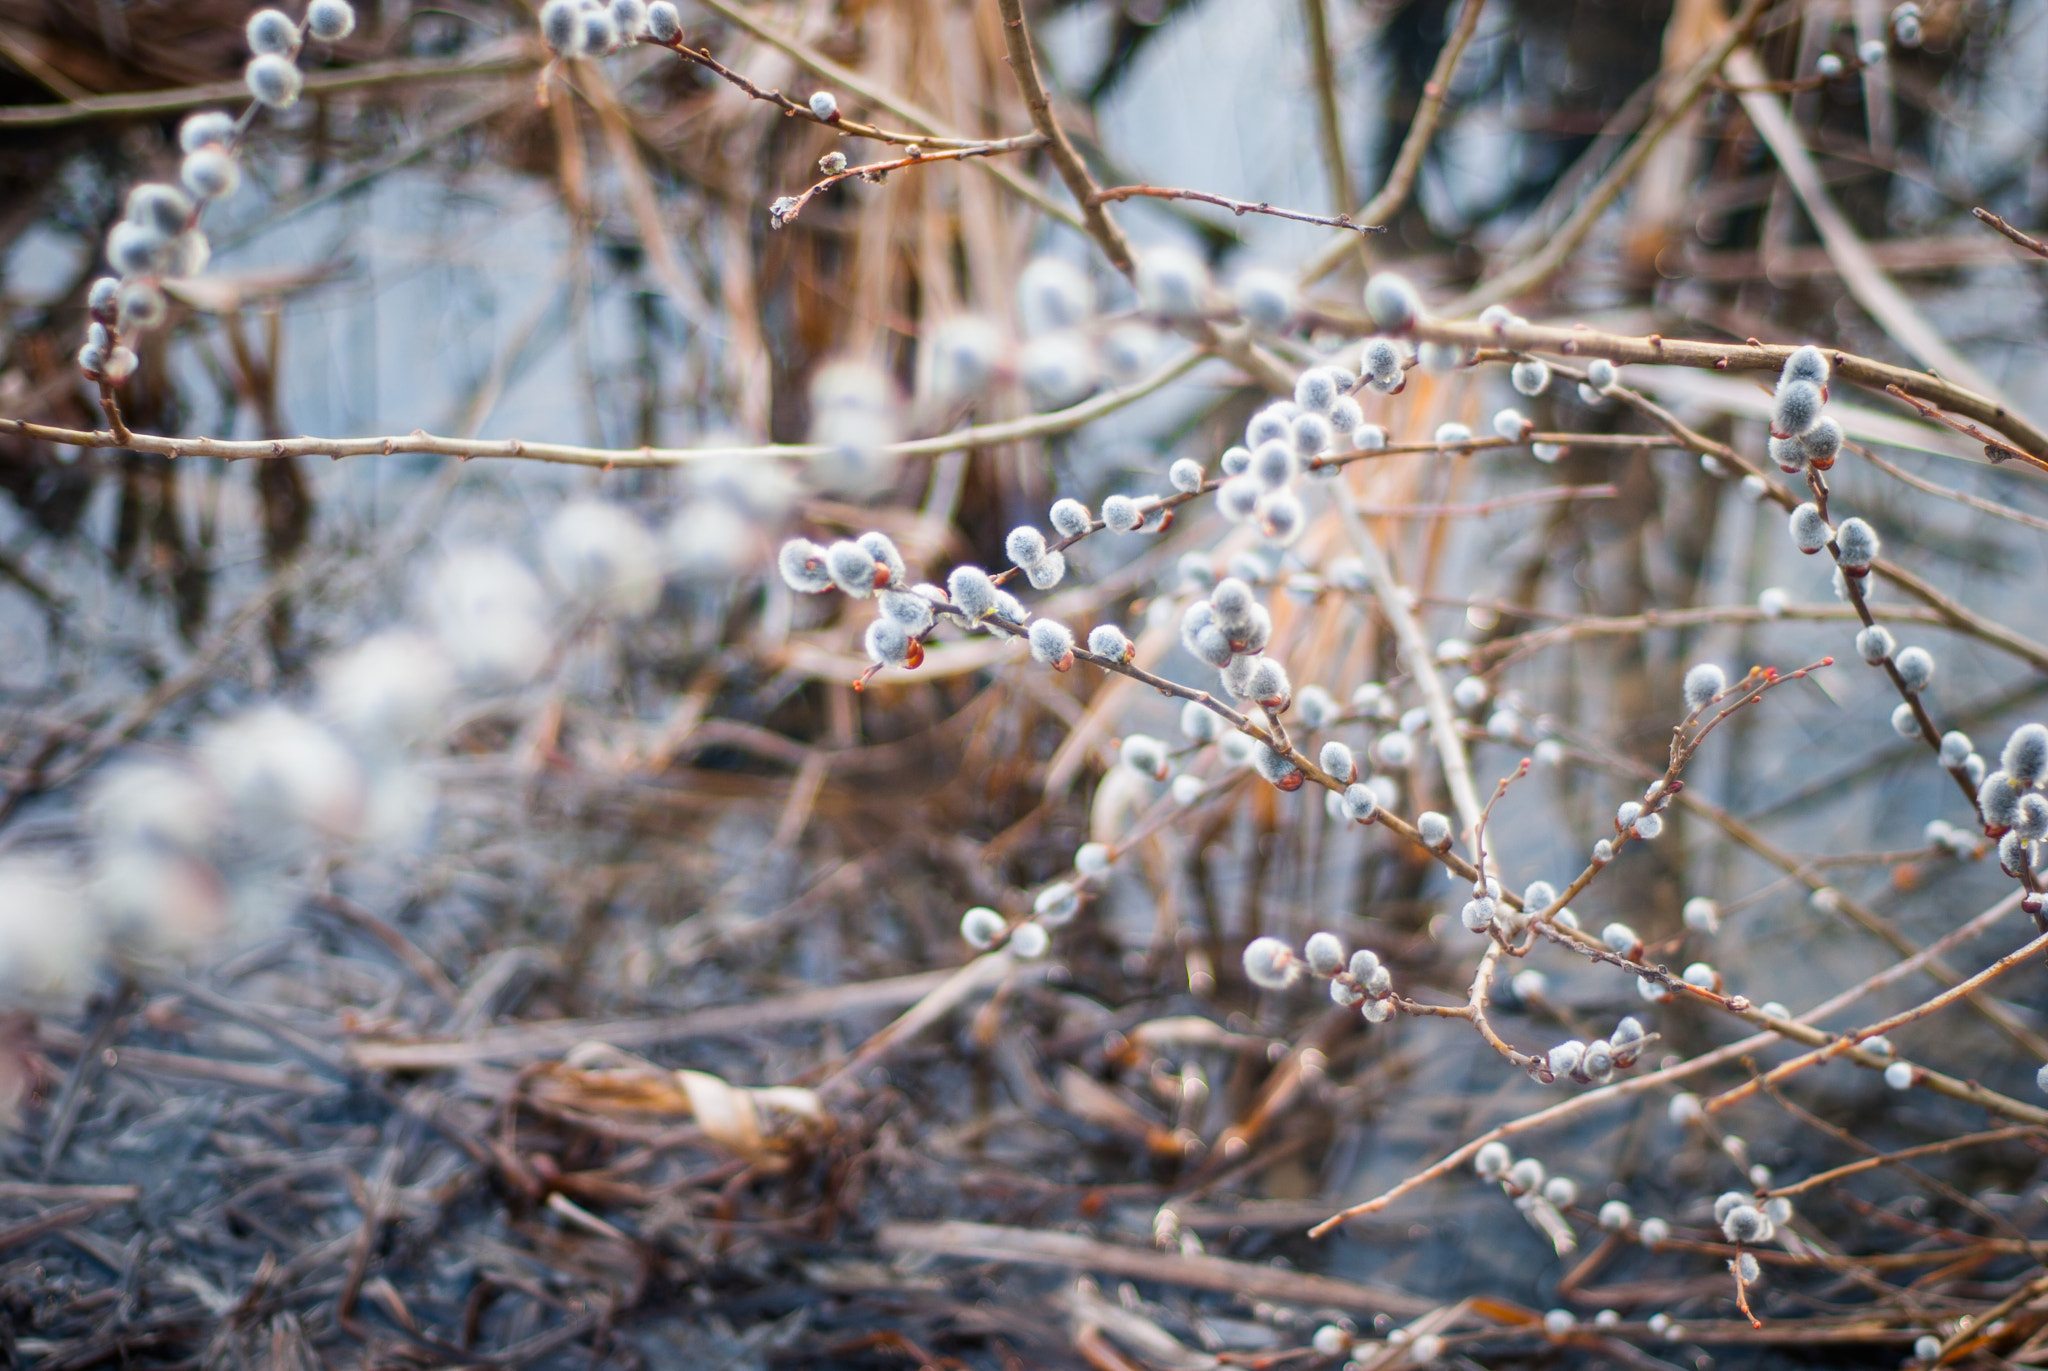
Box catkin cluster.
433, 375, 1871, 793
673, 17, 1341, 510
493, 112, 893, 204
79, 0, 357, 388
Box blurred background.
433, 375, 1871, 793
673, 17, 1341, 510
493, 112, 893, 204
2, 0, 2048, 1365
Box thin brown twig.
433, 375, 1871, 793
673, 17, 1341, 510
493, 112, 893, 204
770, 139, 1042, 228
993, 0, 1134, 275
1299, 0, 1353, 214
1300, 0, 1489, 282
1972, 206, 2048, 258
652, 37, 1043, 154
1766, 1126, 2046, 1199
1705, 929, 2048, 1113
1883, 383, 2034, 465
1090, 185, 1386, 235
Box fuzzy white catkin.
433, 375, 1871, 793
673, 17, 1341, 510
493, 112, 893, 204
1257, 489, 1306, 545
1243, 935, 1295, 989
1024, 551, 1066, 590
1005, 525, 1048, 568
1086, 624, 1132, 662
1101, 495, 1142, 533
1782, 343, 1830, 388
319, 632, 454, 751
1294, 367, 1338, 413
1492, 408, 1529, 441
610, 0, 648, 41
308, 0, 356, 39
182, 147, 240, 201
1416, 810, 1450, 846
2015, 793, 2048, 841
1510, 357, 1550, 395
107, 222, 168, 278
778, 539, 832, 594
1326, 396, 1363, 440
960, 906, 1005, 950
1682, 663, 1725, 709
947, 565, 998, 620
1034, 881, 1080, 925
1048, 498, 1091, 538
1251, 440, 1296, 490
1474, 1141, 1511, 1179
1895, 646, 1934, 691
1304, 931, 1345, 976
1296, 685, 1338, 729
1233, 267, 1294, 330
1856, 625, 1895, 663
201, 705, 365, 840
246, 8, 298, 54
1362, 271, 1423, 331
1009, 922, 1049, 958
1018, 257, 1093, 335
1836, 517, 1880, 569
543, 501, 661, 618
1434, 421, 1472, 446
1291, 411, 1332, 458
540, 0, 581, 53
245, 54, 304, 108
1452, 675, 1490, 710
180, 110, 236, 152
1789, 502, 1831, 554
1340, 784, 1377, 822
1771, 379, 1823, 437
863, 617, 912, 668
1361, 337, 1402, 383
1800, 416, 1844, 465
1547, 1040, 1584, 1078
645, 0, 680, 40
1586, 357, 1616, 389
426, 549, 551, 685
1168, 458, 1203, 493
1180, 700, 1222, 742
1121, 734, 1168, 779
1027, 620, 1074, 667
127, 183, 192, 237
2001, 724, 2048, 788
826, 540, 882, 597
1135, 245, 1209, 317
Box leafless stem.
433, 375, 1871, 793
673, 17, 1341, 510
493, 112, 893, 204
1091, 185, 1385, 235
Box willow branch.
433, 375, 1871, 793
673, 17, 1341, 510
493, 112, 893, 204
0, 347, 1205, 470
993, 0, 1134, 275
1400, 313, 2048, 476
1091, 185, 1385, 235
